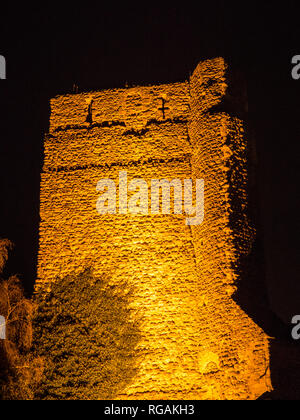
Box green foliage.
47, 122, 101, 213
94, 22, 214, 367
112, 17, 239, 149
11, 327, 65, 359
33, 269, 142, 400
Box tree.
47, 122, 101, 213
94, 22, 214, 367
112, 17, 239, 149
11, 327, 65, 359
0, 239, 44, 400
33, 268, 142, 400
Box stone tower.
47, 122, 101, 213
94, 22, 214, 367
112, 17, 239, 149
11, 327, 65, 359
37, 58, 272, 399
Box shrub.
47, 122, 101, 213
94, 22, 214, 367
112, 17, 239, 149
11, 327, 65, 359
0, 239, 44, 400
34, 268, 142, 400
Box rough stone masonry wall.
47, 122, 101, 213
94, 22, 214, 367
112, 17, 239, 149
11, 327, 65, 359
188, 59, 272, 399
37, 58, 272, 399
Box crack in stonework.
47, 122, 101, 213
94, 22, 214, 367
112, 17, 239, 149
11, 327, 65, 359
146, 117, 188, 127
44, 154, 192, 173
122, 128, 149, 137
53, 121, 126, 133
52, 117, 188, 134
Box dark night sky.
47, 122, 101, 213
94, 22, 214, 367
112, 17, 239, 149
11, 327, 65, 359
0, 2, 299, 326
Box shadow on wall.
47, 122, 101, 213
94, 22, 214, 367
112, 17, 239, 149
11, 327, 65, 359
222, 70, 300, 399
234, 225, 300, 400
33, 268, 142, 400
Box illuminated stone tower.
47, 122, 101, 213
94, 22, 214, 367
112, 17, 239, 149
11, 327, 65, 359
37, 58, 272, 399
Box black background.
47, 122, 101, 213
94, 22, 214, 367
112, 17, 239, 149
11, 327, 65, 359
0, 2, 299, 329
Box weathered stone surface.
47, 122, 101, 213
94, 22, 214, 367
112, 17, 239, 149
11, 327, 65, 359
49, 82, 190, 133
37, 58, 272, 400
